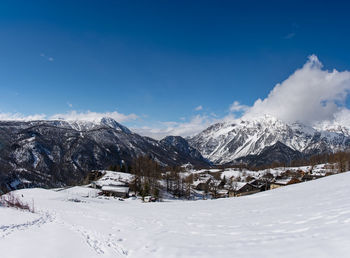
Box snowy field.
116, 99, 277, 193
1, 172, 350, 258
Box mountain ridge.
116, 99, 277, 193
188, 114, 350, 165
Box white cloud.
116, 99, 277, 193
0, 113, 46, 121
50, 110, 138, 122
243, 55, 350, 125
315, 108, 350, 130
40, 53, 54, 62
229, 101, 249, 112
133, 115, 216, 140
195, 105, 203, 111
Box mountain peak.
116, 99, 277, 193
99, 117, 131, 134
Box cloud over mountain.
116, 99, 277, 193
133, 115, 215, 140
50, 110, 138, 122
243, 55, 350, 125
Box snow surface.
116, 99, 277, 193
1, 172, 350, 257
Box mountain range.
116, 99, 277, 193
188, 114, 350, 166
0, 118, 208, 193
1, 115, 349, 193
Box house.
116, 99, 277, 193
270, 177, 301, 190
91, 171, 133, 197
195, 182, 209, 191
228, 182, 260, 197
101, 184, 129, 198
249, 179, 270, 191
193, 178, 211, 192
216, 189, 229, 198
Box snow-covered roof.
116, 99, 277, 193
217, 189, 228, 195
94, 171, 133, 187
95, 180, 125, 187
273, 178, 297, 185
231, 182, 248, 191
192, 179, 209, 187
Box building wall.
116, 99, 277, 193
235, 189, 260, 197
270, 184, 282, 190
102, 190, 128, 198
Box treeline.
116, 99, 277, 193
288, 151, 350, 172
244, 150, 350, 172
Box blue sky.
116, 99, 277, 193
1, 0, 350, 138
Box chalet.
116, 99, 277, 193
91, 171, 133, 198
270, 177, 301, 190
216, 189, 229, 198
101, 184, 129, 198
193, 178, 211, 191
249, 179, 270, 191
228, 182, 260, 197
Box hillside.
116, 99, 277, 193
0, 118, 209, 193
1, 172, 350, 258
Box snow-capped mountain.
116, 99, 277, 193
188, 115, 350, 165
20, 117, 133, 133
0, 118, 208, 193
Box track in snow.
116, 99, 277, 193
0, 212, 54, 238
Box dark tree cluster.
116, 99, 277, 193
163, 166, 194, 199
129, 156, 162, 200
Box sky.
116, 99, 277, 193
1, 0, 350, 139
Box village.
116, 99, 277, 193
85, 163, 338, 202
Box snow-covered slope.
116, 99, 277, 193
1, 172, 350, 258
188, 115, 350, 164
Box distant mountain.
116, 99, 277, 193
188, 115, 350, 166
160, 136, 210, 165
0, 118, 209, 193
